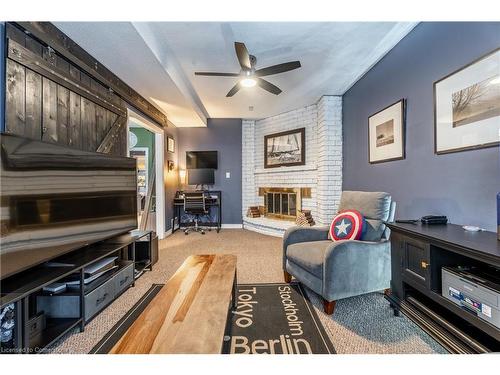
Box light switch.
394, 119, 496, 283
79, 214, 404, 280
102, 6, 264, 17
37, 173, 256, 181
226, 172, 231, 179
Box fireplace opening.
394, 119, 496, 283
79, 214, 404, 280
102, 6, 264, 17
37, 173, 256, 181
261, 187, 303, 221
266, 192, 297, 219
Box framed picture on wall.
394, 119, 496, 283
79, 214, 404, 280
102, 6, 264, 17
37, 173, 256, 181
434, 48, 500, 154
264, 127, 306, 168
368, 99, 406, 164
167, 136, 175, 153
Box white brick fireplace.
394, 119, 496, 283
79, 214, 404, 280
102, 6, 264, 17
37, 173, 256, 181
242, 96, 343, 236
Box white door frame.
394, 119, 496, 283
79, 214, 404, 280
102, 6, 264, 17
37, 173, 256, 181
129, 147, 149, 195
127, 108, 166, 239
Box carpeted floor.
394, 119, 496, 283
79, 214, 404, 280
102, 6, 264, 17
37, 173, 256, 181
48, 229, 446, 354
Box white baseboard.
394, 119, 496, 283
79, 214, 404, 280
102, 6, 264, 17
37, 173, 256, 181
162, 229, 173, 238
221, 224, 243, 229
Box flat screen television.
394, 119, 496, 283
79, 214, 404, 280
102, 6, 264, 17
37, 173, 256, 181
186, 151, 218, 169
187, 168, 215, 185
0, 134, 138, 280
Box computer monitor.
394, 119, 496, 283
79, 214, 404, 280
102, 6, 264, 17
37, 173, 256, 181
187, 168, 215, 186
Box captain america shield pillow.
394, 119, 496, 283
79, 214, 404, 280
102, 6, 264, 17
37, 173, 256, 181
329, 209, 366, 241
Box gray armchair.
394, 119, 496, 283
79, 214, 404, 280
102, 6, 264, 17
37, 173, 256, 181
283, 191, 396, 315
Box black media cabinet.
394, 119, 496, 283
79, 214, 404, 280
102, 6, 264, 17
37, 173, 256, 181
0, 229, 154, 354
386, 223, 500, 353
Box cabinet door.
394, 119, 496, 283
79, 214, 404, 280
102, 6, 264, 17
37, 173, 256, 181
390, 232, 405, 299
151, 235, 159, 266
402, 236, 431, 290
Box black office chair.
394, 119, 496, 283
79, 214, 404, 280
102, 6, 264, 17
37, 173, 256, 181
183, 192, 209, 235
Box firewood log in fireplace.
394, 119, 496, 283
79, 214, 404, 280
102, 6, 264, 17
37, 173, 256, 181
296, 210, 315, 226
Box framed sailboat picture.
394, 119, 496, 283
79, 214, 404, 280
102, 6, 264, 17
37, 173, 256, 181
264, 128, 306, 168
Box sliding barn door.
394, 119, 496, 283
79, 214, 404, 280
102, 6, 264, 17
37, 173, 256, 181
4, 24, 128, 156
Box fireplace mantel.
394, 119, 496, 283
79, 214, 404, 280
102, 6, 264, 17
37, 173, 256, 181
254, 164, 318, 175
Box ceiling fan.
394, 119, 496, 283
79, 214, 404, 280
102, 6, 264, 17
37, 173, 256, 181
194, 42, 301, 97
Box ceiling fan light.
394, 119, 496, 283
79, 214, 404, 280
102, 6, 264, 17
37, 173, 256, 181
240, 78, 257, 88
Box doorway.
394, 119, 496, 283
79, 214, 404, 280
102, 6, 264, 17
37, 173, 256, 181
127, 109, 165, 239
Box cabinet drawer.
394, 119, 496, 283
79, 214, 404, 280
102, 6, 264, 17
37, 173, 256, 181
36, 295, 80, 319
85, 279, 115, 321
402, 236, 431, 289
114, 262, 134, 296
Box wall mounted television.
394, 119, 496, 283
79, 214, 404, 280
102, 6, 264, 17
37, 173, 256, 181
186, 151, 218, 169
0, 134, 138, 280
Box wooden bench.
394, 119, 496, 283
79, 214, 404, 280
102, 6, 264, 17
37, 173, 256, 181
110, 254, 237, 354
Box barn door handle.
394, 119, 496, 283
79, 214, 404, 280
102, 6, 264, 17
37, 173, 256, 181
12, 48, 21, 58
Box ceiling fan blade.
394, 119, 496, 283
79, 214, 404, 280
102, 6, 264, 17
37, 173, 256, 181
195, 72, 240, 77
226, 82, 242, 97
255, 61, 301, 77
235, 42, 251, 70
256, 78, 282, 95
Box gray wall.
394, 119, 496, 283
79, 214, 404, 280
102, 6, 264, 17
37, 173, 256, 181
177, 118, 243, 224
343, 22, 500, 231
165, 124, 179, 231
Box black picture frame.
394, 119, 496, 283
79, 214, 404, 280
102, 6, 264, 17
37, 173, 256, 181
167, 136, 175, 153
368, 99, 406, 164
167, 160, 175, 171
433, 48, 500, 155
264, 128, 306, 169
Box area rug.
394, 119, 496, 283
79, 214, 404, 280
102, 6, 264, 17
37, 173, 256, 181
89, 284, 164, 354
222, 283, 336, 354
90, 282, 335, 354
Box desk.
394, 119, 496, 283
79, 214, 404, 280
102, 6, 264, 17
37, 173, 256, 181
172, 190, 221, 234
386, 222, 500, 353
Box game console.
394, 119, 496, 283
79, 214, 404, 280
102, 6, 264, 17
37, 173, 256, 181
442, 266, 500, 329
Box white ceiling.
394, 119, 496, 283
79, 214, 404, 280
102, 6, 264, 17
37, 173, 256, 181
55, 22, 417, 127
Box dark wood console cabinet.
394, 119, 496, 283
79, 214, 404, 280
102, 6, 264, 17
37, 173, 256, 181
0, 230, 154, 354
387, 223, 500, 353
